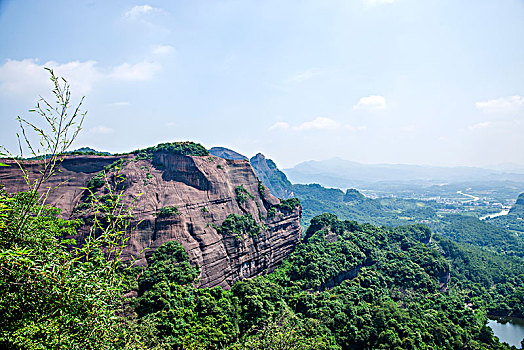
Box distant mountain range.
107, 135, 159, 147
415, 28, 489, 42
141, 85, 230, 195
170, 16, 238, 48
73, 146, 524, 194
283, 158, 524, 189
485, 162, 524, 174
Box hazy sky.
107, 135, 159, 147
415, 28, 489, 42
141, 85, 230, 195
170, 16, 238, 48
1, 0, 523, 168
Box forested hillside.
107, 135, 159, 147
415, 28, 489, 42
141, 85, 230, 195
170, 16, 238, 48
1, 72, 522, 349
2, 185, 519, 349
4, 140, 523, 348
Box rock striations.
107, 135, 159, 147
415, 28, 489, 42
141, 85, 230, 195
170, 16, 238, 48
0, 152, 302, 289
207, 147, 295, 200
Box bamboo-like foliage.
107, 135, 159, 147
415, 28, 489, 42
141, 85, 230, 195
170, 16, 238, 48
0, 69, 145, 349
0, 68, 86, 238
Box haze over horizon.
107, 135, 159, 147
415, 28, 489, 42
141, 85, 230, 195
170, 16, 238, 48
1, 0, 523, 169
284, 156, 524, 172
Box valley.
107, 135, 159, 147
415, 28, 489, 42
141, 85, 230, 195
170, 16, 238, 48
2, 143, 524, 349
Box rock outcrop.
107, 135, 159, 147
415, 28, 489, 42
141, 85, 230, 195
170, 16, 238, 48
209, 149, 294, 199
249, 153, 294, 199
208, 147, 248, 161
0, 153, 302, 289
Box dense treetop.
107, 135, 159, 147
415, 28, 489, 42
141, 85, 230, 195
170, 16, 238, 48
131, 141, 210, 157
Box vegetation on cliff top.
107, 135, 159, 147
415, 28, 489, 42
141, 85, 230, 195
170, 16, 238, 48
61, 142, 210, 159
132, 142, 209, 157
66, 147, 112, 156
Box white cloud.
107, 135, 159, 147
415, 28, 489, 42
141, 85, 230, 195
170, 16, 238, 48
0, 59, 50, 96
166, 122, 176, 127
364, 0, 396, 5
469, 121, 493, 130
475, 95, 524, 113
122, 5, 169, 34
270, 121, 290, 130
287, 68, 324, 83
124, 5, 160, 20
353, 95, 387, 110
152, 45, 175, 55
0, 57, 162, 98
49, 60, 103, 94
110, 61, 161, 81
0, 59, 101, 96
296, 117, 340, 130
89, 126, 113, 134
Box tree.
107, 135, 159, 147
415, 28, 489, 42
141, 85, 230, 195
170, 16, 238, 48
0, 69, 142, 349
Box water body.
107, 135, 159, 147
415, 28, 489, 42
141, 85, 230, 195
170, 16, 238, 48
480, 209, 510, 220
488, 316, 524, 349
456, 190, 480, 202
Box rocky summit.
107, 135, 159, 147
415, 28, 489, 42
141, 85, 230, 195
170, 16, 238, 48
0, 151, 302, 289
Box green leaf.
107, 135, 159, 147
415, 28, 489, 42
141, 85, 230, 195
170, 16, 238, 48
0, 163, 9, 167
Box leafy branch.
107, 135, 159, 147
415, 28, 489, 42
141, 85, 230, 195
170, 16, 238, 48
0, 68, 86, 237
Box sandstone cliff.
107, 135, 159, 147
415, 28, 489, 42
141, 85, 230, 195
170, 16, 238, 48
0, 152, 302, 289
209, 147, 248, 161
249, 153, 294, 199
207, 148, 295, 200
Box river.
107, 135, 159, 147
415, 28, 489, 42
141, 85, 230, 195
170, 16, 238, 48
488, 316, 524, 348
456, 190, 480, 202
480, 208, 511, 220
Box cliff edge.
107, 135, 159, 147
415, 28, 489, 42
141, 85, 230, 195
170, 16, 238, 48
0, 151, 302, 289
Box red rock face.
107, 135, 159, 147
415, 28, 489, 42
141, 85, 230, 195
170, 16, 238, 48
0, 153, 302, 289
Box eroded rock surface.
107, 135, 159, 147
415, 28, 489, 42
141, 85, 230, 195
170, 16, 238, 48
0, 154, 302, 289
249, 153, 294, 199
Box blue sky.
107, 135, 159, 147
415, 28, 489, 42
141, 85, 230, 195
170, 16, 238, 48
1, 0, 523, 168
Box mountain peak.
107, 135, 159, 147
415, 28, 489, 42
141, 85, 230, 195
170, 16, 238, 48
252, 153, 266, 160
208, 147, 248, 161
250, 153, 293, 199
